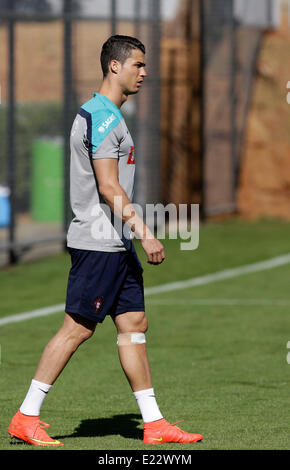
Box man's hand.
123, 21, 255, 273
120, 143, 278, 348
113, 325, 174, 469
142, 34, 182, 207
141, 238, 165, 265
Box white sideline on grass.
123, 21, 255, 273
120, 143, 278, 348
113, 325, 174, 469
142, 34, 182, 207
1, 252, 290, 327
147, 298, 290, 306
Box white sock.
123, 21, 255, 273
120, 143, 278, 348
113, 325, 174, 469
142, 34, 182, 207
20, 379, 52, 416
133, 388, 163, 423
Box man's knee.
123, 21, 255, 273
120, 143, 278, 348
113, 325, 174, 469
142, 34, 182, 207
63, 312, 96, 347
130, 311, 148, 333
76, 326, 95, 343
115, 312, 148, 347
141, 314, 148, 333
114, 311, 148, 335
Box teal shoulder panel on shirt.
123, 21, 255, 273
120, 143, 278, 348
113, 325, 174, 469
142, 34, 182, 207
81, 93, 123, 151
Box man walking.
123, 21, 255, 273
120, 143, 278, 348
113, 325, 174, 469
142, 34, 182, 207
8, 35, 203, 447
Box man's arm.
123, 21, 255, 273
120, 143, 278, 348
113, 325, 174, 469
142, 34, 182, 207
93, 158, 165, 265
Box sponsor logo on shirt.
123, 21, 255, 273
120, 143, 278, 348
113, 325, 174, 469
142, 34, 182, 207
98, 113, 116, 133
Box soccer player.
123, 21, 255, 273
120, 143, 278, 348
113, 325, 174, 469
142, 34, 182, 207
8, 35, 203, 447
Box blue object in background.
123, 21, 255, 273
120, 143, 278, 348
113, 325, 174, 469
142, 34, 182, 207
0, 186, 11, 228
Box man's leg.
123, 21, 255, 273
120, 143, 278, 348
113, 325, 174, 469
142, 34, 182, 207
113, 311, 163, 424
8, 312, 97, 446
113, 310, 203, 444
112, 311, 152, 392
33, 312, 97, 385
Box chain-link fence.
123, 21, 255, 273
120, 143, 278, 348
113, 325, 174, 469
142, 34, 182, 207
0, 0, 281, 266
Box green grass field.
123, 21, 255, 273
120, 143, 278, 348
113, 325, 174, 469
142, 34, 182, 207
1, 218, 290, 451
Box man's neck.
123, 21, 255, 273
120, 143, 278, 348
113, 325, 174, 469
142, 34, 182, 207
98, 80, 127, 109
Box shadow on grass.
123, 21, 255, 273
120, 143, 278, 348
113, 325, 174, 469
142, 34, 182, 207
55, 413, 143, 441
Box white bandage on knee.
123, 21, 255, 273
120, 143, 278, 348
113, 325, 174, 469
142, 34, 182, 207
117, 332, 146, 346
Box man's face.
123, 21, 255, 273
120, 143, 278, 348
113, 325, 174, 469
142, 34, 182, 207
117, 48, 147, 95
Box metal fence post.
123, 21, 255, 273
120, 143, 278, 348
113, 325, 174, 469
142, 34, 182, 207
63, 0, 73, 248
7, 0, 17, 264
132, 0, 141, 197
149, 0, 161, 204
111, 0, 117, 36
230, 0, 238, 207
199, 0, 206, 221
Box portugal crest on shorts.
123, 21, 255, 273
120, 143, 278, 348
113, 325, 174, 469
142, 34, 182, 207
94, 297, 103, 313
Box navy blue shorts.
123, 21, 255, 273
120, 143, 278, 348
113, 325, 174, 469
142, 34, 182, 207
65, 243, 145, 323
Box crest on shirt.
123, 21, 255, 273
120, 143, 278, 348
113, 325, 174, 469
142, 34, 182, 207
127, 146, 135, 165
94, 297, 104, 313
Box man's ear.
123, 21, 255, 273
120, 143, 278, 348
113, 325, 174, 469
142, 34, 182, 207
110, 59, 120, 75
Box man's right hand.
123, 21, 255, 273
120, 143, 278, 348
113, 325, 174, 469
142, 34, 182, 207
141, 238, 165, 265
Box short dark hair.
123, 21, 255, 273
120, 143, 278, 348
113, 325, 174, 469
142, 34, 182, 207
101, 35, 146, 77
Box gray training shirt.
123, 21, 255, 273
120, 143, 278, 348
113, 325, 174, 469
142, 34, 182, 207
67, 92, 136, 252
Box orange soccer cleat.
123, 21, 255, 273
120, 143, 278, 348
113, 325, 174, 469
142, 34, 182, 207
143, 418, 203, 444
8, 409, 63, 447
